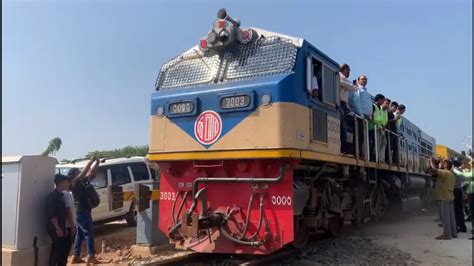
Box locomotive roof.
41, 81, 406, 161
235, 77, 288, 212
180, 27, 339, 69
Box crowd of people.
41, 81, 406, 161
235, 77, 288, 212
428, 156, 474, 240
310, 63, 406, 161
310, 63, 474, 241
340, 64, 406, 161
46, 157, 101, 266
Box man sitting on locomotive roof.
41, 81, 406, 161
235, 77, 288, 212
339, 64, 359, 154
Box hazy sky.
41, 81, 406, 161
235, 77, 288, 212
2, 0, 472, 160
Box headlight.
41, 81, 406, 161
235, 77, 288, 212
156, 106, 164, 117
261, 94, 272, 106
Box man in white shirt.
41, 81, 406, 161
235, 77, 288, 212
339, 64, 358, 154
339, 64, 359, 106
64, 178, 77, 261
308, 75, 320, 98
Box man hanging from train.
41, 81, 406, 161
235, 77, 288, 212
338, 64, 358, 154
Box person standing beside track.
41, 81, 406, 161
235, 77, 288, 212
465, 163, 474, 240
68, 157, 101, 264
452, 158, 467, 233
338, 64, 359, 155
46, 174, 70, 266
63, 177, 77, 258
429, 157, 457, 240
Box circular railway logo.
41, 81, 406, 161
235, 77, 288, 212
194, 110, 222, 145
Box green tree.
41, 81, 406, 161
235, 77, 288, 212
85, 145, 149, 159
41, 137, 62, 156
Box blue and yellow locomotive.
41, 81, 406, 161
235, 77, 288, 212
148, 9, 436, 254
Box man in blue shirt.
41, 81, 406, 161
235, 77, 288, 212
349, 75, 373, 158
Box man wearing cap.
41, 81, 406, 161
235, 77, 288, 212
46, 174, 70, 266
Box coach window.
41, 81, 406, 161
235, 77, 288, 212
306, 56, 323, 100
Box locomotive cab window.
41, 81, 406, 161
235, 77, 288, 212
322, 66, 337, 105
306, 56, 322, 100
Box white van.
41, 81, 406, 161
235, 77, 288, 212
56, 156, 157, 226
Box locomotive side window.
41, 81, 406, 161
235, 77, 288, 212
306, 56, 323, 100
312, 109, 328, 143
322, 66, 337, 105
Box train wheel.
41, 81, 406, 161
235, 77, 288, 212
291, 215, 309, 249
328, 217, 344, 237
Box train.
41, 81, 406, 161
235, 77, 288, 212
147, 9, 437, 255
435, 144, 467, 160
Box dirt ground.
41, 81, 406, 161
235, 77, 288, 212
68, 207, 473, 265
67, 221, 136, 265
352, 207, 473, 265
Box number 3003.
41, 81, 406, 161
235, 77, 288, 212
160, 192, 176, 201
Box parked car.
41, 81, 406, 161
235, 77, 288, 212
56, 156, 158, 226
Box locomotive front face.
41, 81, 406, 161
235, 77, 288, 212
149, 9, 319, 254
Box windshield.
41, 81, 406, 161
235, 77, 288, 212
156, 36, 298, 90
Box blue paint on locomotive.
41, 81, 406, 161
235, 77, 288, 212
150, 40, 342, 148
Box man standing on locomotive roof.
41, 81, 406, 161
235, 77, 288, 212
68, 157, 101, 264
429, 157, 457, 240
338, 64, 359, 155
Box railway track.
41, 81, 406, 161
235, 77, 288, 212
136, 246, 300, 266
135, 209, 421, 266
